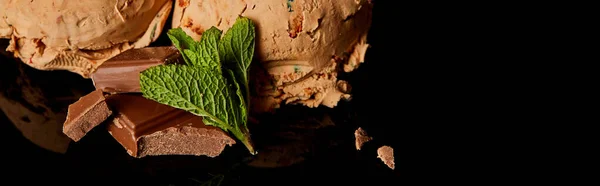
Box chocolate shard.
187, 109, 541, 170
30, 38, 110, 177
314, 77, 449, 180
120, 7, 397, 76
377, 146, 395, 170
62, 89, 112, 142
90, 46, 182, 93
354, 127, 372, 150
106, 94, 235, 158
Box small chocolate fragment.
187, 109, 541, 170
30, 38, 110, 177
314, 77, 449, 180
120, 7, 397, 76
106, 94, 235, 158
354, 127, 372, 150
377, 146, 395, 170
63, 90, 112, 142
90, 46, 182, 93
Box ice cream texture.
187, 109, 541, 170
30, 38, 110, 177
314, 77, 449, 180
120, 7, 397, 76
172, 0, 372, 111
0, 0, 173, 78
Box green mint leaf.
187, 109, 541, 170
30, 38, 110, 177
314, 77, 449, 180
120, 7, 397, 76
195, 27, 223, 73
166, 28, 197, 66
218, 17, 255, 106
140, 65, 255, 154
226, 69, 247, 125
140, 65, 231, 127
168, 27, 223, 72
183, 49, 199, 66
225, 69, 252, 150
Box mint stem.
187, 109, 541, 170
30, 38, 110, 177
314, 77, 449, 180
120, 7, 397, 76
242, 135, 256, 155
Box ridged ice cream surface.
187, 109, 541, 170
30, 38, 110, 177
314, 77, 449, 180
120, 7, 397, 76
0, 0, 173, 77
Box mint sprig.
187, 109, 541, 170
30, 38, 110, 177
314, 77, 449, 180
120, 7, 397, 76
140, 17, 256, 154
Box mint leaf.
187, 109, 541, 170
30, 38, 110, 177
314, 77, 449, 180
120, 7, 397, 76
169, 27, 223, 72
219, 17, 255, 106
140, 65, 254, 153
142, 18, 258, 155
225, 68, 248, 137
194, 27, 222, 72
166, 28, 197, 66
140, 65, 231, 126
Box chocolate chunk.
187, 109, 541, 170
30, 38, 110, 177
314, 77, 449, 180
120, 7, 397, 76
106, 94, 235, 158
90, 46, 182, 93
354, 127, 372, 150
377, 146, 395, 170
62, 90, 112, 142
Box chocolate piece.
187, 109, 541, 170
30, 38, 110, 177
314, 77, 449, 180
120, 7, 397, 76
63, 90, 112, 142
377, 146, 395, 170
354, 127, 372, 150
106, 94, 235, 158
91, 46, 182, 93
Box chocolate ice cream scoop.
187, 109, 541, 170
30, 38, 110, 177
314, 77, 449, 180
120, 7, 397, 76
0, 0, 173, 78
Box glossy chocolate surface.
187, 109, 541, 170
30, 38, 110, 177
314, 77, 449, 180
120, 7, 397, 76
63, 89, 112, 142
106, 94, 234, 157
91, 47, 181, 93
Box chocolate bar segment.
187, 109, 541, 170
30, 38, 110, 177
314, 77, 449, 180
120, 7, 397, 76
63, 89, 112, 142
106, 94, 235, 158
91, 46, 182, 93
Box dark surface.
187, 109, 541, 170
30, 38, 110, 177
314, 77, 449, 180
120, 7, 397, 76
0, 2, 399, 185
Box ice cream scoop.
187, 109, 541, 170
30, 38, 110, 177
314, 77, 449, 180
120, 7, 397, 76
172, 0, 373, 112
0, 0, 173, 78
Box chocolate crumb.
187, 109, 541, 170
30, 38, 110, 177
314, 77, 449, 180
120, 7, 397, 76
354, 127, 372, 150
377, 146, 395, 170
